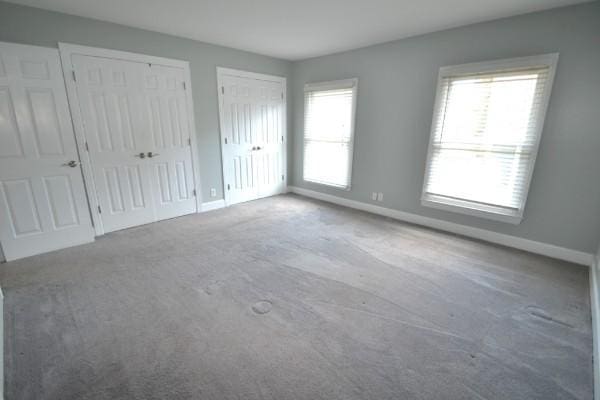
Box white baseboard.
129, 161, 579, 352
200, 199, 226, 212
288, 186, 594, 266
0, 286, 3, 400
592, 256, 600, 400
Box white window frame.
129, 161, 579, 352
421, 54, 559, 224
302, 78, 358, 190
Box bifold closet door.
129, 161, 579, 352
253, 79, 285, 199
220, 75, 260, 204
141, 64, 196, 221
0, 42, 94, 261
219, 72, 286, 205
72, 55, 156, 232
71, 54, 197, 233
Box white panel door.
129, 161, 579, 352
141, 64, 196, 220
70, 54, 197, 233
72, 55, 156, 233
0, 42, 94, 261
219, 71, 286, 205
254, 80, 285, 199
220, 76, 259, 204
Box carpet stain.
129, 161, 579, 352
252, 300, 273, 315
204, 281, 222, 295
526, 305, 575, 328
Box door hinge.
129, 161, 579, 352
188, 138, 191, 146
72, 70, 77, 82
183, 82, 186, 90
227, 184, 230, 190
97, 205, 102, 214
282, 174, 285, 181
192, 189, 196, 197
281, 92, 284, 100
85, 142, 89, 151
281, 135, 284, 142
221, 86, 224, 95
224, 138, 228, 144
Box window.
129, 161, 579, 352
303, 78, 358, 189
422, 54, 558, 224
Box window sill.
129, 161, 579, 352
303, 178, 351, 191
421, 196, 523, 225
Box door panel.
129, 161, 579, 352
43, 174, 80, 228
126, 164, 146, 209
103, 166, 125, 213
28, 88, 66, 156
0, 87, 24, 157
155, 162, 172, 203
2, 178, 42, 236
232, 155, 256, 192
0, 42, 94, 261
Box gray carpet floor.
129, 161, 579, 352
0, 194, 592, 400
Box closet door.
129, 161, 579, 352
219, 75, 260, 204
141, 64, 196, 221
253, 79, 285, 199
0, 42, 94, 261
68, 48, 199, 233
72, 55, 155, 232
218, 70, 286, 205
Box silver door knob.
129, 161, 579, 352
147, 152, 159, 158
62, 160, 79, 167
135, 152, 145, 158
256, 146, 262, 150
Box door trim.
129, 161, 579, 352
216, 67, 287, 206
59, 43, 202, 235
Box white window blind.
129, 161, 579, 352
422, 55, 558, 223
303, 79, 357, 189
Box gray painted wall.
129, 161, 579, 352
0, 2, 598, 254
0, 1, 292, 202
291, 2, 600, 253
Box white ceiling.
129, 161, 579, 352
6, 0, 591, 60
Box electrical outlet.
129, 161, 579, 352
377, 192, 383, 202
372, 192, 377, 201
210, 188, 217, 197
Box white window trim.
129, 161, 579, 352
421, 53, 559, 224
302, 78, 358, 190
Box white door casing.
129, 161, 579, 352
217, 68, 286, 206
0, 41, 94, 261
60, 44, 202, 235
